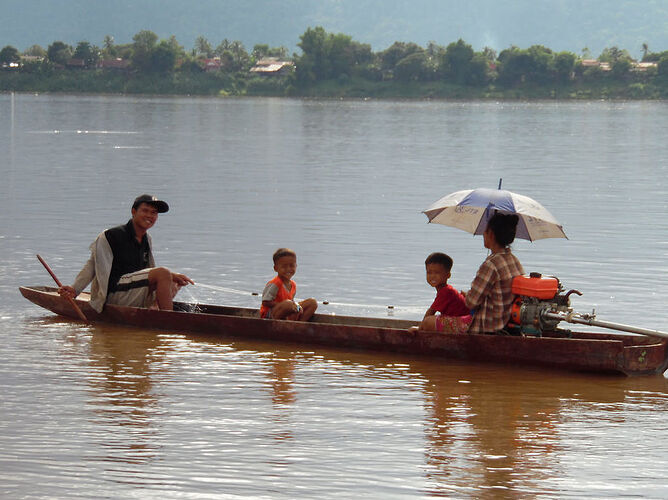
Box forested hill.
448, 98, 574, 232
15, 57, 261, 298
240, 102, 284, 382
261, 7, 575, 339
4, 0, 668, 58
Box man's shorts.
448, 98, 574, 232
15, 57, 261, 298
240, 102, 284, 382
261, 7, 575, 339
106, 268, 155, 308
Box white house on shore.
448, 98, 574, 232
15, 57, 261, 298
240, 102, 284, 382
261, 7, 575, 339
249, 58, 294, 76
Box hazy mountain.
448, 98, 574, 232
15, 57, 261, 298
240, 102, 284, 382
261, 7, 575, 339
4, 0, 667, 58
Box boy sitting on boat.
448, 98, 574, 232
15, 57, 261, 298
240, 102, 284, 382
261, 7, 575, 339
411, 252, 471, 333
260, 248, 317, 321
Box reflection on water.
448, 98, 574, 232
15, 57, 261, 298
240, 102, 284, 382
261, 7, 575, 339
77, 324, 668, 496
412, 361, 668, 497
3, 314, 668, 498
2, 94, 668, 498
420, 365, 566, 497
267, 351, 297, 441
85, 328, 165, 465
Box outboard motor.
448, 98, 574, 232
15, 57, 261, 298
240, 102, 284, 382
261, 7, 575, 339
509, 272, 579, 336
508, 272, 668, 339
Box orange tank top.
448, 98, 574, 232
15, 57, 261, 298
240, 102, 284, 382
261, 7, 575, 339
260, 275, 296, 318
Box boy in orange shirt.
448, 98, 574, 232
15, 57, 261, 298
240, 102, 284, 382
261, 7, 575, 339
260, 248, 318, 321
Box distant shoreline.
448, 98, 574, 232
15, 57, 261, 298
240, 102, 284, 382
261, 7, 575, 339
2, 74, 666, 100
3, 27, 667, 101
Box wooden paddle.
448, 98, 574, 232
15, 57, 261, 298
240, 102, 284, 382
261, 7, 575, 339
36, 254, 89, 323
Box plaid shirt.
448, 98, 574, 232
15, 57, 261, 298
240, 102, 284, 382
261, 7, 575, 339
465, 248, 524, 334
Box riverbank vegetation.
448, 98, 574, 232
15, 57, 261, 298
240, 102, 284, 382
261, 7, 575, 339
1, 27, 667, 99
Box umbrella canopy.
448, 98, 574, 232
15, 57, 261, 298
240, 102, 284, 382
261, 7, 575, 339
423, 187, 567, 241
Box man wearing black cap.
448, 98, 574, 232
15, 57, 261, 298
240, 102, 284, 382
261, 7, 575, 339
59, 194, 194, 312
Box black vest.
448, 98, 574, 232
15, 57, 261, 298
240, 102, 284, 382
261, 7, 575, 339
105, 220, 151, 292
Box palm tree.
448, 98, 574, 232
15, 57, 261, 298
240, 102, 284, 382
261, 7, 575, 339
102, 35, 117, 58
195, 36, 213, 58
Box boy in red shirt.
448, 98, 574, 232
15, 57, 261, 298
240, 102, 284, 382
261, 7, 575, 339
412, 252, 471, 333
260, 248, 317, 321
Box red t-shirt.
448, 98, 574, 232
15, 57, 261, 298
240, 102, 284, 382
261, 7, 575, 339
430, 284, 470, 317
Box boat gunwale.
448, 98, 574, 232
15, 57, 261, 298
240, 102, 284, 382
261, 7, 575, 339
19, 285, 654, 341
19, 285, 668, 376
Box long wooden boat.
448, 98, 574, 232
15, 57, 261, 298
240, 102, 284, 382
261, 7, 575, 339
19, 285, 668, 376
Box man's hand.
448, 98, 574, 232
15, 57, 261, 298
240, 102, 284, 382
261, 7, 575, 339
171, 273, 195, 287
58, 285, 77, 299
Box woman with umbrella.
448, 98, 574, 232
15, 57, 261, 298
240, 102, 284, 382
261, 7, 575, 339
423, 182, 566, 335
463, 211, 525, 335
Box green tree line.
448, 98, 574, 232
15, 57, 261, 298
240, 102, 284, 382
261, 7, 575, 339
2, 27, 667, 98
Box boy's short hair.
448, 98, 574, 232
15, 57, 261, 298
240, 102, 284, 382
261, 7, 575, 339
273, 247, 297, 263
425, 252, 453, 272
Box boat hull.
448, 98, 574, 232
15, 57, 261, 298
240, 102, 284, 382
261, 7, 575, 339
19, 286, 668, 376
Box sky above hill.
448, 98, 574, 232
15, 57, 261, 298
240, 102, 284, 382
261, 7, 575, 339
4, 0, 667, 58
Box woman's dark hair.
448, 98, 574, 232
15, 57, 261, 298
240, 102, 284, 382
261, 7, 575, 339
486, 212, 519, 247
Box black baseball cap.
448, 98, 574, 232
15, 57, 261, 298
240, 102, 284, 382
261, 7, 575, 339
132, 194, 169, 213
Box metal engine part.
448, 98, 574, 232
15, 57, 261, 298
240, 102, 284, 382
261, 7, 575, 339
512, 297, 569, 333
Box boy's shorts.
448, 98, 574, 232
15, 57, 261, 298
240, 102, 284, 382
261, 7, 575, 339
261, 303, 302, 320
106, 268, 156, 309
435, 314, 472, 334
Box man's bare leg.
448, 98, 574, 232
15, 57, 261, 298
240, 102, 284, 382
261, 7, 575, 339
148, 267, 175, 310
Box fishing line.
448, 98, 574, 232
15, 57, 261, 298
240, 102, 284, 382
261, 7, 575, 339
196, 283, 258, 297
194, 282, 417, 312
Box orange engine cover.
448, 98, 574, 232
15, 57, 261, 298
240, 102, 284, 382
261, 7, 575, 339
511, 274, 558, 299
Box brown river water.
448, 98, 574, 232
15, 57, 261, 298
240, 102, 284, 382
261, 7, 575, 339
1, 93, 668, 498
